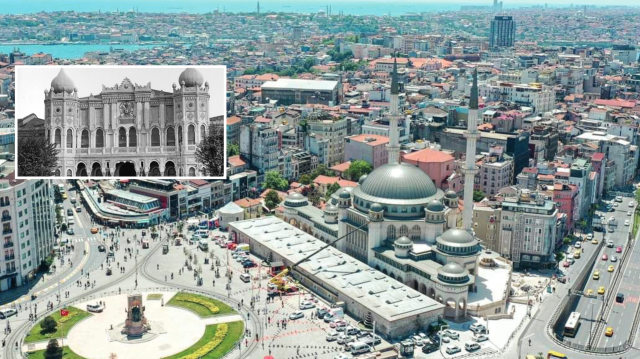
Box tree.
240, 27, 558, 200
345, 160, 372, 181
310, 165, 333, 180
18, 137, 60, 177
555, 252, 565, 263
227, 143, 240, 157
44, 339, 63, 359
194, 125, 225, 177
325, 183, 341, 199
264, 190, 281, 211
307, 184, 322, 207
60, 223, 67, 232
263, 171, 289, 191
298, 174, 312, 185
563, 237, 572, 246
40, 316, 57, 333
177, 221, 184, 237
473, 190, 485, 202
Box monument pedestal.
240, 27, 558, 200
123, 294, 149, 337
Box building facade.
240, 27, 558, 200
490, 16, 516, 48
44, 68, 215, 177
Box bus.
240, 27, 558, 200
563, 312, 581, 338
547, 350, 567, 359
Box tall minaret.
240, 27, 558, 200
257, 1, 260, 14
462, 69, 481, 232
387, 56, 401, 165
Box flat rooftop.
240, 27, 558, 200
469, 265, 510, 306
262, 79, 338, 92
106, 189, 158, 204
230, 217, 444, 322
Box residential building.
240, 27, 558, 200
476, 146, 514, 196
490, 16, 516, 48
402, 148, 461, 192
307, 117, 347, 166
261, 79, 340, 106
239, 123, 279, 177
226, 116, 241, 145
343, 134, 389, 169
478, 81, 555, 114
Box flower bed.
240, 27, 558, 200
178, 324, 228, 359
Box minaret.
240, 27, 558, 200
257, 1, 260, 14
387, 56, 401, 164
462, 69, 481, 232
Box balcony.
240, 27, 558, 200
0, 202, 9, 208
3, 242, 13, 248
4, 255, 14, 260
5, 268, 15, 273
2, 229, 12, 235
1, 215, 10, 222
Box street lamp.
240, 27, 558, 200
518, 333, 535, 359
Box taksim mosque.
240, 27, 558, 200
282, 60, 510, 320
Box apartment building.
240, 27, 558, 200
343, 134, 389, 169
476, 146, 514, 196
478, 81, 555, 114
307, 117, 347, 166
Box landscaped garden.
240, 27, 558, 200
167, 292, 235, 317
162, 321, 244, 359
25, 307, 91, 343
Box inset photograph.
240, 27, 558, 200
15, 65, 226, 178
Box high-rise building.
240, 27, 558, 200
490, 16, 516, 48
0, 178, 56, 292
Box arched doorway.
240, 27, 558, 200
413, 280, 419, 291
444, 298, 457, 318
149, 161, 161, 176
164, 161, 176, 176
458, 298, 467, 319
55, 169, 61, 177
188, 167, 196, 176
428, 287, 436, 299
66, 169, 72, 177
390, 273, 396, 279
76, 163, 87, 177
288, 218, 297, 227
91, 162, 102, 176
382, 269, 388, 275
115, 162, 136, 176
419, 283, 427, 295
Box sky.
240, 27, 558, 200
15, 66, 226, 119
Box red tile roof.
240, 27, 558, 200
234, 198, 262, 208
330, 161, 351, 173
189, 179, 208, 187
228, 155, 246, 167
591, 153, 605, 161
403, 148, 454, 163
227, 116, 241, 125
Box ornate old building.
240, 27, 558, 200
44, 68, 213, 177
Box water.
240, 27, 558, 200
0, 44, 165, 59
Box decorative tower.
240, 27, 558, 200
462, 69, 481, 232
45, 69, 79, 176
336, 189, 351, 253
386, 56, 402, 165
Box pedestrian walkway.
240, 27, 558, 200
201, 313, 243, 325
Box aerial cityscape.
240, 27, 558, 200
0, 1, 640, 359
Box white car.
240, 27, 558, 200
337, 334, 354, 345
587, 233, 594, 240
446, 345, 461, 354
334, 354, 350, 359
289, 311, 304, 320
625, 220, 630, 226
300, 301, 315, 310
574, 242, 582, 248
0, 308, 17, 319
473, 334, 489, 342
614, 203, 619, 207
628, 211, 632, 216
326, 331, 340, 342
443, 329, 459, 340
412, 335, 424, 346
470, 323, 486, 333
86, 303, 104, 313
630, 201, 635, 207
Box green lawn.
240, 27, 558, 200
147, 293, 163, 300
25, 307, 91, 344
163, 321, 244, 359
633, 211, 640, 239
167, 293, 236, 318
27, 346, 87, 359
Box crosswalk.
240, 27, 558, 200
67, 237, 101, 243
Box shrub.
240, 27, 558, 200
40, 316, 57, 333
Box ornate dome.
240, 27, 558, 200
394, 236, 412, 247
445, 189, 458, 199
324, 204, 338, 212
179, 68, 204, 87
439, 228, 476, 245
357, 163, 438, 201
51, 69, 75, 94
426, 200, 445, 212
339, 189, 351, 199
284, 192, 308, 207
358, 174, 368, 184
439, 262, 466, 275
370, 202, 383, 212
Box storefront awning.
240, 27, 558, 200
138, 219, 150, 224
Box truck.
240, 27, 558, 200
236, 243, 250, 252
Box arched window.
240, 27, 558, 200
166, 127, 175, 146
177, 125, 183, 145
187, 124, 195, 145
95, 129, 104, 148
399, 225, 409, 238
66, 129, 73, 148
188, 167, 196, 176
411, 225, 421, 241
129, 127, 137, 147
54, 129, 61, 147
66, 169, 72, 176
81, 129, 89, 148
200, 125, 206, 141
118, 128, 127, 147
387, 225, 396, 240
151, 128, 160, 147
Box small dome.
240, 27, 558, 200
358, 174, 368, 184
324, 204, 338, 212
284, 192, 308, 207
51, 69, 75, 94
179, 68, 204, 87
439, 228, 475, 245
394, 236, 412, 246
426, 200, 445, 212
440, 262, 466, 275
370, 202, 383, 212
445, 190, 458, 199
339, 189, 351, 199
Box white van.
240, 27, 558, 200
328, 307, 345, 319
464, 341, 480, 351
348, 341, 371, 355
0, 308, 17, 319
240, 273, 251, 283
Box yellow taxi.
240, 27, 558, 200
605, 327, 614, 337
608, 265, 615, 272
591, 238, 598, 244
598, 286, 606, 295
586, 289, 594, 296
593, 270, 600, 280
91, 227, 99, 234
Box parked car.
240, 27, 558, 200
66, 228, 74, 235
300, 301, 315, 310
557, 276, 567, 283
602, 254, 608, 261
574, 242, 582, 248
625, 220, 630, 226
337, 334, 354, 345
86, 303, 104, 313
0, 308, 17, 319
422, 343, 438, 354
473, 334, 489, 342
443, 329, 459, 340
470, 323, 486, 334
316, 308, 329, 319
412, 335, 424, 346
242, 261, 257, 268
465, 342, 481, 351
323, 313, 334, 322
289, 311, 304, 320
616, 246, 623, 253
326, 331, 340, 342
359, 334, 381, 346
446, 345, 461, 354
346, 327, 360, 336
611, 256, 618, 262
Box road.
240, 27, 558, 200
568, 196, 635, 347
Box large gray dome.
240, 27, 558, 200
359, 163, 438, 201
179, 68, 204, 87
439, 228, 475, 245
445, 189, 458, 199
439, 262, 466, 275
51, 69, 75, 94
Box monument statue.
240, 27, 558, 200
123, 294, 149, 337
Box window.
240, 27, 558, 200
399, 225, 409, 238
151, 128, 160, 147
387, 225, 396, 240
129, 127, 137, 147
118, 128, 127, 147
410, 225, 421, 241
95, 129, 104, 148
81, 130, 89, 148
166, 127, 175, 146
187, 125, 195, 145
188, 167, 196, 176
200, 125, 206, 141
66, 128, 73, 148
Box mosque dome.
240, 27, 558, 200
179, 68, 204, 87
324, 204, 338, 212
436, 228, 479, 256
437, 262, 470, 284
339, 189, 351, 199
284, 192, 308, 207
445, 190, 458, 199
358, 174, 368, 184
439, 228, 476, 245
370, 202, 383, 213
439, 262, 466, 275
394, 236, 413, 247
358, 163, 437, 201
426, 200, 445, 212
51, 69, 75, 94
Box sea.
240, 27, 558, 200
1, 0, 531, 16
0, 44, 164, 60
